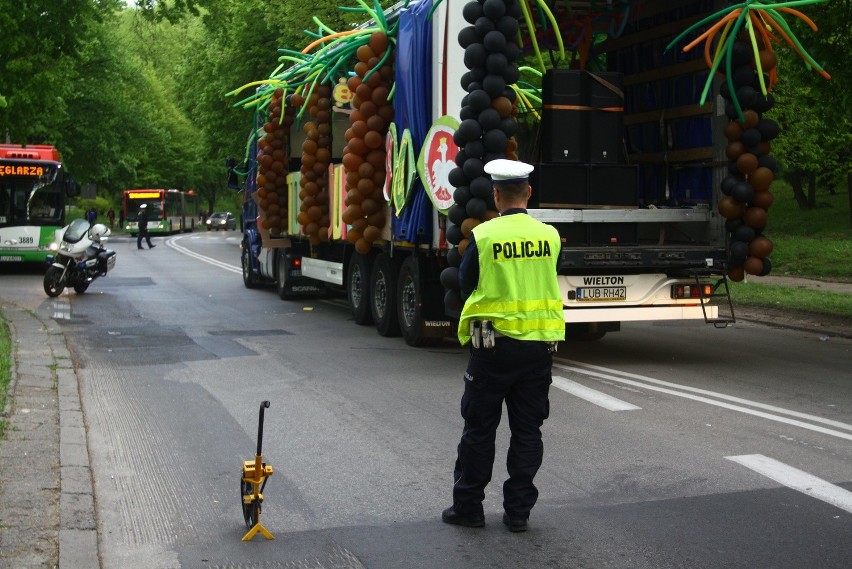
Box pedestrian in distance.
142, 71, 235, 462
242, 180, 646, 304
442, 159, 565, 533
136, 204, 155, 249
107, 208, 115, 229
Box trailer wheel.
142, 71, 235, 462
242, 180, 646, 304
241, 246, 259, 289
370, 252, 401, 337
276, 249, 296, 300
397, 257, 442, 346
347, 251, 374, 325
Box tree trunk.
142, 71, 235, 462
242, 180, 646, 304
848, 172, 851, 227
807, 172, 816, 208
790, 171, 810, 210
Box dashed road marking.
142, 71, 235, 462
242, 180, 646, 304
552, 375, 641, 411
727, 454, 852, 514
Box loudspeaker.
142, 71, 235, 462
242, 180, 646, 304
530, 163, 588, 207
541, 70, 588, 163
586, 72, 624, 163
588, 164, 638, 206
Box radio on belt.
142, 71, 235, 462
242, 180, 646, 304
469, 320, 495, 349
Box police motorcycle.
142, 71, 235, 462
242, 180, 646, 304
43, 218, 116, 297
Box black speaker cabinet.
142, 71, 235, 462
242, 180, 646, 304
530, 163, 588, 208
586, 72, 624, 163
588, 164, 638, 207
541, 70, 625, 164
541, 70, 588, 163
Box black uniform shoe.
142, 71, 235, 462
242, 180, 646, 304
441, 506, 484, 528
149, 244, 156, 248
137, 247, 144, 250
502, 512, 528, 532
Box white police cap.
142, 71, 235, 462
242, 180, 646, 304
484, 159, 534, 184
140, 203, 147, 208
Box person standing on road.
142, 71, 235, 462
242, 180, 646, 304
442, 159, 565, 533
136, 204, 155, 249
107, 208, 115, 229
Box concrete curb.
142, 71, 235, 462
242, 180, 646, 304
0, 303, 100, 569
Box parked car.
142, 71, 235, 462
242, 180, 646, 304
206, 211, 237, 231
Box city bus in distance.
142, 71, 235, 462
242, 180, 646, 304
123, 188, 199, 235
0, 144, 79, 263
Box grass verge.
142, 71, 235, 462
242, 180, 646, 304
0, 312, 11, 437
730, 282, 852, 318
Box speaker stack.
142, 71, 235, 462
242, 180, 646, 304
532, 69, 638, 245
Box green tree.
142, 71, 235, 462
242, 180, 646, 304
769, 0, 852, 211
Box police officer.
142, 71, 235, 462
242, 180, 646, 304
442, 159, 564, 532
136, 204, 155, 249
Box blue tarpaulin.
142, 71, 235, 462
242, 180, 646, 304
392, 0, 433, 244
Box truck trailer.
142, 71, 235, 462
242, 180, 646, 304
236, 0, 808, 345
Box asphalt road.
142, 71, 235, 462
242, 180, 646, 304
7, 231, 852, 568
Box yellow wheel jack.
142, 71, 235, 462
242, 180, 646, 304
241, 400, 274, 541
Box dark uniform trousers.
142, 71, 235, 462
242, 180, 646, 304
453, 336, 552, 519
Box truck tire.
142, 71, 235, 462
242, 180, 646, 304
370, 252, 401, 337
397, 256, 443, 346
348, 251, 374, 325
241, 246, 259, 289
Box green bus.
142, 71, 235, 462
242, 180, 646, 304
123, 188, 200, 235
0, 144, 79, 263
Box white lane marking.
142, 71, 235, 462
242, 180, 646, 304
52, 297, 71, 320
727, 454, 852, 514
165, 235, 241, 274
559, 359, 852, 433
553, 361, 852, 442
552, 376, 641, 411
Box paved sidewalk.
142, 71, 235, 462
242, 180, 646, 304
0, 303, 98, 569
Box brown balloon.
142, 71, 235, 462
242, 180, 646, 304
718, 196, 746, 219
749, 236, 773, 258
749, 167, 774, 191
743, 256, 764, 275
743, 206, 768, 229
736, 153, 758, 175
363, 225, 381, 243
750, 190, 774, 209
726, 141, 745, 161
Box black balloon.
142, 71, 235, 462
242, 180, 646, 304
440, 266, 460, 290
462, 1, 483, 24
734, 224, 756, 242
474, 17, 495, 37
458, 26, 479, 49
732, 181, 754, 203
741, 128, 762, 148
478, 108, 501, 131
463, 157, 485, 179
453, 186, 471, 204
457, 118, 482, 144
464, 43, 487, 68
468, 89, 491, 111
470, 175, 492, 198
466, 197, 487, 219
503, 42, 521, 63
484, 30, 506, 52
503, 65, 520, 85
725, 217, 744, 232
496, 15, 519, 38
486, 53, 508, 75
448, 167, 468, 189
733, 65, 757, 88
460, 71, 473, 91
459, 105, 477, 121
448, 204, 467, 225
446, 223, 463, 245
721, 174, 743, 196
731, 41, 752, 66
465, 139, 485, 159
447, 246, 461, 268
758, 257, 772, 276
484, 129, 508, 153
482, 74, 506, 98
444, 289, 464, 313
758, 154, 778, 172
482, 0, 506, 19
757, 118, 779, 140
454, 149, 469, 168
500, 117, 518, 137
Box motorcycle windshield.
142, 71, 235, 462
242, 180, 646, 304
63, 219, 91, 244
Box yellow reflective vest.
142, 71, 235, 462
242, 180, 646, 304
458, 213, 565, 345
